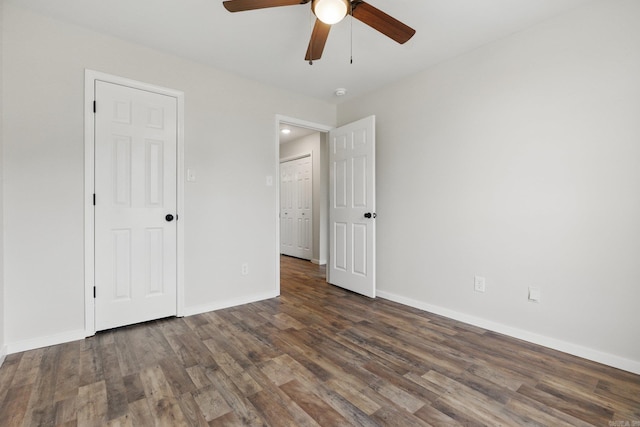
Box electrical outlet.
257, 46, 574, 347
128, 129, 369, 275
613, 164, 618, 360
187, 169, 196, 182
241, 263, 249, 276
474, 276, 486, 293
528, 286, 541, 303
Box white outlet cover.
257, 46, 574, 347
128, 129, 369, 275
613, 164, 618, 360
528, 286, 541, 302
474, 276, 486, 292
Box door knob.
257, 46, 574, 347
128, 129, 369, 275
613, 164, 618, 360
364, 212, 377, 219
165, 214, 174, 222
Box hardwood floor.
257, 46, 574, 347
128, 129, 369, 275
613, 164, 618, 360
1, 256, 639, 426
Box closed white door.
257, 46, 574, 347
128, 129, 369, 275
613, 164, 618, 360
280, 161, 296, 255
328, 116, 376, 297
94, 81, 178, 331
280, 156, 313, 260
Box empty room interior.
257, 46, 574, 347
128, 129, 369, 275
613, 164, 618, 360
1, 0, 639, 425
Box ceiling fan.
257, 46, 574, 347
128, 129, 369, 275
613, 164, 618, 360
222, 0, 416, 62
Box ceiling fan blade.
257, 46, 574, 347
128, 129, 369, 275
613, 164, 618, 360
223, 0, 310, 13
305, 19, 331, 61
350, 1, 415, 44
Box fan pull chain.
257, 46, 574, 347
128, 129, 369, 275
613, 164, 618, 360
309, 8, 314, 65
350, 2, 353, 64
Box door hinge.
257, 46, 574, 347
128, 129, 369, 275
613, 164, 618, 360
93, 194, 96, 206
93, 100, 96, 113
93, 286, 96, 298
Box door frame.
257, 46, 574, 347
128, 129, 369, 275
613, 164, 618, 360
84, 69, 185, 336
275, 115, 332, 293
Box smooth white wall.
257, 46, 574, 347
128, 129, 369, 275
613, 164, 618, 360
280, 132, 328, 264
2, 4, 335, 350
0, 0, 6, 364
338, 0, 640, 372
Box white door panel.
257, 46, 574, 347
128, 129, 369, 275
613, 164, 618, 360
329, 116, 376, 298
280, 161, 295, 255
280, 156, 313, 260
95, 81, 177, 331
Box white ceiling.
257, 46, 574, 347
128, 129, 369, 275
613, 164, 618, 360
9, 0, 595, 104
279, 123, 319, 144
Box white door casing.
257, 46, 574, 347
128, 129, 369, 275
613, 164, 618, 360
85, 70, 185, 335
328, 116, 376, 298
280, 155, 313, 260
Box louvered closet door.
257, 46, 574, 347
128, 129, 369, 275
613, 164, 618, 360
94, 81, 178, 331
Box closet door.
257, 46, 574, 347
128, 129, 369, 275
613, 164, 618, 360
280, 155, 312, 260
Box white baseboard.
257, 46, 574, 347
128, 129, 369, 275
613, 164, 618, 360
4, 292, 279, 355
311, 258, 327, 265
7, 290, 636, 375
6, 329, 86, 355
0, 345, 7, 368
184, 290, 279, 317
377, 290, 640, 375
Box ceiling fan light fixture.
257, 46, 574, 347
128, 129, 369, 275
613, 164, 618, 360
312, 0, 349, 25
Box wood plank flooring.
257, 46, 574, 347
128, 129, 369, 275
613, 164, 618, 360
1, 255, 639, 426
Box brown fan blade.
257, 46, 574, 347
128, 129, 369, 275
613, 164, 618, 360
350, 1, 415, 44
305, 19, 331, 61
223, 0, 310, 13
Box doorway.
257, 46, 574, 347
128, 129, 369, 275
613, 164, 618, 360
276, 116, 331, 287
276, 115, 377, 298
326, 116, 377, 297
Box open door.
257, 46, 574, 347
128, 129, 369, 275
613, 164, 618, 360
328, 116, 376, 298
